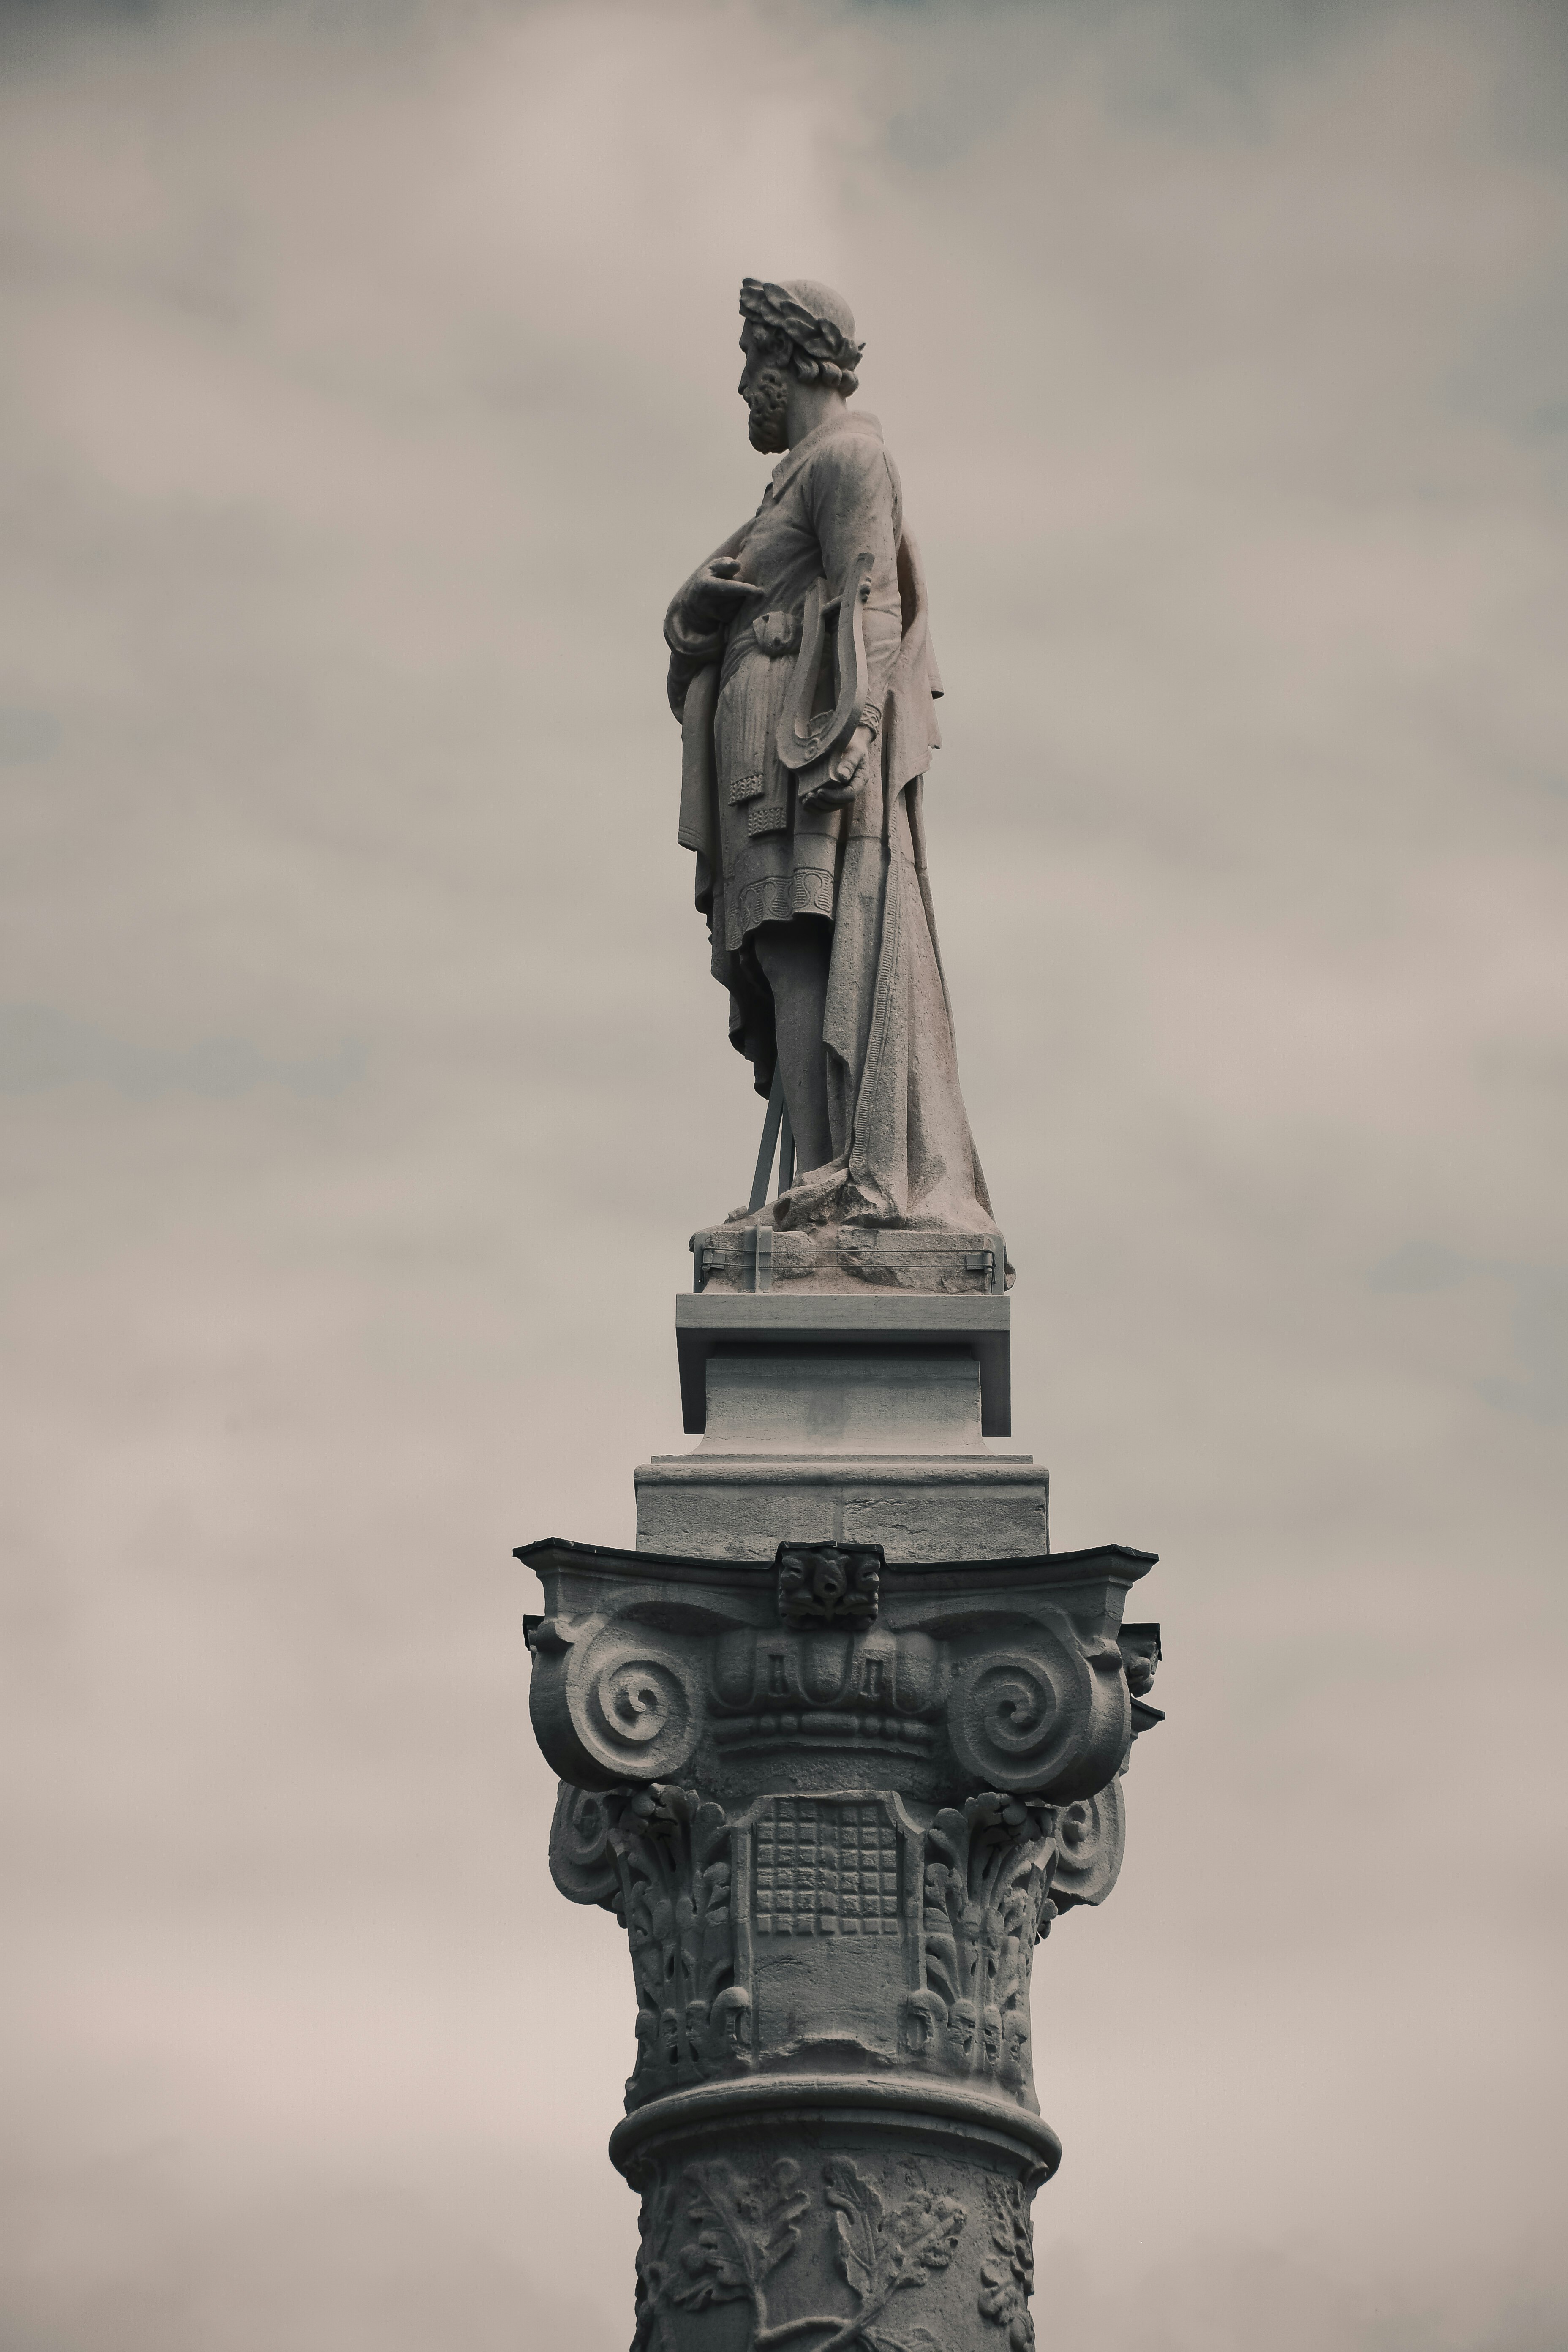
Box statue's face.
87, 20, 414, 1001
738, 323, 790, 455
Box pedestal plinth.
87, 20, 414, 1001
638, 1292, 1048, 1563
522, 1289, 1162, 2352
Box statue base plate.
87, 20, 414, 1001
691, 1222, 1012, 1297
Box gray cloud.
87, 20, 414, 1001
1372, 1243, 1568, 1421
0, 706, 60, 761
0, 1005, 365, 1097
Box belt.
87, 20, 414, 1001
721, 606, 803, 691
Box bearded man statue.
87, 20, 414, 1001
665, 278, 1000, 1250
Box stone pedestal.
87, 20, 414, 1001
522, 1288, 1161, 2352
637, 1293, 1047, 1563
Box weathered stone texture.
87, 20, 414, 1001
523, 1514, 1160, 2350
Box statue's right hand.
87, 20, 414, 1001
682, 559, 766, 627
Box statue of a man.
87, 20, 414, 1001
666, 279, 998, 1241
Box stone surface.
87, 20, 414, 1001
665, 279, 999, 1252
615, 2088, 1053, 2352
698, 1350, 988, 1456
642, 1292, 1043, 1563
635, 1456, 1051, 1565
692, 1225, 1010, 1296
523, 1538, 1153, 1815
523, 1535, 1160, 2351
674, 1295, 1012, 1438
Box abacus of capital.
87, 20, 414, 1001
520, 280, 1162, 2352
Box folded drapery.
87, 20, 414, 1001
678, 531, 996, 1237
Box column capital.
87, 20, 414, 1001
520, 1536, 1156, 1807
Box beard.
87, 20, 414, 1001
745, 365, 791, 454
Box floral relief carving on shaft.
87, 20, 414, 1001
633, 2158, 811, 2352
977, 2178, 1035, 2350
632, 2156, 966, 2352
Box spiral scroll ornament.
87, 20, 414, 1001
1050, 1778, 1125, 1909
548, 1781, 623, 1909
946, 1622, 1092, 1793
574, 1643, 700, 1783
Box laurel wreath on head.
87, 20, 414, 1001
739, 278, 864, 391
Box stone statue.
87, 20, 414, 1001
666, 280, 999, 1247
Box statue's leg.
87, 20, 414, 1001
753, 917, 833, 1176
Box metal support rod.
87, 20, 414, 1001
747, 1066, 786, 1215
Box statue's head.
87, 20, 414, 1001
738, 278, 863, 454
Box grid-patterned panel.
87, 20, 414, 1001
753, 1799, 901, 1936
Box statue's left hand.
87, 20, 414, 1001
801, 724, 875, 810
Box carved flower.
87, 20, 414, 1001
884, 2188, 966, 2283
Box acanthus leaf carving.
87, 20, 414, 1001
559, 1770, 1128, 2119
610, 1783, 752, 2109
906, 1794, 1057, 2107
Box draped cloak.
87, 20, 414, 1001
667, 414, 996, 1237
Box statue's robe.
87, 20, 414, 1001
666, 411, 996, 1235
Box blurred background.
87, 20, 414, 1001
1, 1, 1563, 2345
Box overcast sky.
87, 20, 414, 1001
1, 1, 1564, 2346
